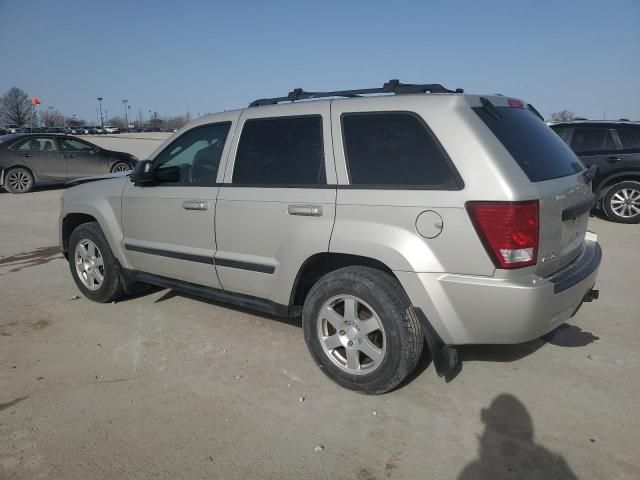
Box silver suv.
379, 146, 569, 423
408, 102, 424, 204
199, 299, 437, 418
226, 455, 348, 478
60, 81, 601, 393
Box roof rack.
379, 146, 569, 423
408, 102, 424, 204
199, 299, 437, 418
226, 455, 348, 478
249, 79, 463, 107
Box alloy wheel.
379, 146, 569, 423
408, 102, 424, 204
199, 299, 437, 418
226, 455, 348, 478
316, 295, 387, 375
7, 170, 32, 192
74, 239, 105, 290
610, 187, 640, 219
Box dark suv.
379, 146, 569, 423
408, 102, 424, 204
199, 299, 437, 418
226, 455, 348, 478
550, 121, 640, 223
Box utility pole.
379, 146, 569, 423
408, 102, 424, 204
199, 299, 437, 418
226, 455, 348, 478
127, 105, 131, 128
97, 97, 104, 127
122, 99, 128, 128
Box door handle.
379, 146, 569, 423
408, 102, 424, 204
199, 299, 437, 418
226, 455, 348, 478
287, 204, 323, 216
23, 154, 32, 158
182, 200, 209, 211
606, 156, 623, 163
66, 154, 76, 158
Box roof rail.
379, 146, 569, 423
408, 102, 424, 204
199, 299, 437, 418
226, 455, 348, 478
249, 79, 463, 107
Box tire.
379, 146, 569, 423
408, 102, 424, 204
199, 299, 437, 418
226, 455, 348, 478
111, 161, 132, 173
4, 167, 34, 193
68, 222, 125, 303
302, 266, 423, 394
602, 180, 640, 224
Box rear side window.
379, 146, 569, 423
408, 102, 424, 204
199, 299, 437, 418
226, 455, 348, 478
13, 137, 58, 151
341, 112, 461, 188
617, 127, 640, 150
233, 116, 325, 185
473, 106, 583, 182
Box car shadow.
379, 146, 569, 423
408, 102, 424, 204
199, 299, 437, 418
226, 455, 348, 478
458, 393, 578, 479
0, 246, 63, 274
0, 184, 68, 195
446, 323, 598, 381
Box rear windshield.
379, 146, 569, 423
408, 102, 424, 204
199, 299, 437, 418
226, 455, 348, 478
473, 106, 583, 182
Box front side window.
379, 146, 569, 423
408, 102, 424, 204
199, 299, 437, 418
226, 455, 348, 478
571, 128, 608, 153
14, 137, 59, 152
62, 138, 94, 151
233, 116, 325, 185
153, 123, 231, 185
617, 127, 640, 150
341, 112, 460, 188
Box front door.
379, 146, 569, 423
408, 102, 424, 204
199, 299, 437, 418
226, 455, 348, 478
121, 117, 237, 287
60, 136, 107, 179
215, 104, 337, 306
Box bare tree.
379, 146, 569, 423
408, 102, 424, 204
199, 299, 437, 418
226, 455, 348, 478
65, 116, 86, 127
549, 110, 578, 122
107, 116, 127, 129
41, 108, 64, 128
0, 87, 33, 126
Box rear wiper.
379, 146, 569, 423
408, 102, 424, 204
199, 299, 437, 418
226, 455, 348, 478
480, 97, 502, 120
527, 103, 545, 121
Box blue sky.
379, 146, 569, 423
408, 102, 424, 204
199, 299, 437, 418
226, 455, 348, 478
1, 0, 638, 123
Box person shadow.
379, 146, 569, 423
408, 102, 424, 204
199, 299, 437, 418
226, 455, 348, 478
458, 394, 578, 480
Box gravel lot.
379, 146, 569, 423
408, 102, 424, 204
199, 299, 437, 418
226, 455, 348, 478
0, 146, 638, 479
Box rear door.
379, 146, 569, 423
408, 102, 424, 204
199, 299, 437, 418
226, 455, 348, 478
9, 136, 67, 181
570, 126, 622, 174
472, 101, 593, 277
215, 103, 336, 306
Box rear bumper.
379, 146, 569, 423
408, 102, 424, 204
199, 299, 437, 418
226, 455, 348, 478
397, 239, 602, 345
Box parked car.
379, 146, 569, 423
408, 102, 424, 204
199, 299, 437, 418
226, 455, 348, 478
66, 126, 84, 135
82, 126, 97, 135
0, 127, 8, 136
59, 80, 601, 393
45, 127, 65, 134
550, 120, 640, 223
5, 124, 27, 134
0, 134, 137, 193
104, 126, 120, 134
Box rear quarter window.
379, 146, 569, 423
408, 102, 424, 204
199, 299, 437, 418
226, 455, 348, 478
473, 107, 583, 182
341, 112, 462, 189
617, 127, 640, 150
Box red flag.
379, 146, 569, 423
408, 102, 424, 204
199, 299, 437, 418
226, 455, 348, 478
32, 97, 42, 105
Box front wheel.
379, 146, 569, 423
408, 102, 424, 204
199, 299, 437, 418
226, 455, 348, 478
603, 181, 640, 223
68, 222, 125, 302
111, 161, 132, 173
4, 167, 34, 193
302, 266, 423, 394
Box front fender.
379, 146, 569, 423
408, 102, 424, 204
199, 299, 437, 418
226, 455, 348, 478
60, 178, 129, 267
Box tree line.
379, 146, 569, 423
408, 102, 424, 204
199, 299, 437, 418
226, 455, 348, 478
0, 86, 191, 130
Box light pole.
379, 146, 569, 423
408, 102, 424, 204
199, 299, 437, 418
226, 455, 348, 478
105, 110, 109, 125
122, 99, 128, 128
127, 105, 131, 128
96, 97, 104, 127
148, 110, 152, 124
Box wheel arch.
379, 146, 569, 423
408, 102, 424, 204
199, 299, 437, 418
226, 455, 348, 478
289, 252, 397, 309
2, 164, 37, 186
61, 213, 99, 257
595, 171, 640, 202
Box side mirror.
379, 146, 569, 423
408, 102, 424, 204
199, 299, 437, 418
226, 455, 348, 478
129, 160, 155, 184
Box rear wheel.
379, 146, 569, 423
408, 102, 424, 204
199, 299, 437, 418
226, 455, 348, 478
4, 167, 34, 193
302, 266, 423, 394
68, 222, 125, 302
603, 181, 640, 223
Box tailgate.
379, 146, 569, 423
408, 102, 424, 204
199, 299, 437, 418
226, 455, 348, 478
535, 173, 594, 277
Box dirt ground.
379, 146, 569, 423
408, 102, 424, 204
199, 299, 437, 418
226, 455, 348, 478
0, 169, 638, 479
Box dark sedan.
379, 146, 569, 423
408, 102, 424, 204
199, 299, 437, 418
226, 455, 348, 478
0, 134, 138, 193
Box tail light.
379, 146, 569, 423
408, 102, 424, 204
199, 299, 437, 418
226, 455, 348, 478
466, 201, 539, 269
507, 98, 524, 108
